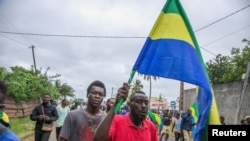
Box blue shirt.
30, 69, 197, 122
180, 113, 195, 131
0, 124, 20, 141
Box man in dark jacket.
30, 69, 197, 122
30, 93, 59, 141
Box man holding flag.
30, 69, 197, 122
96, 0, 221, 140
93, 86, 158, 141
130, 0, 221, 140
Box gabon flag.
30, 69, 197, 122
131, 0, 221, 140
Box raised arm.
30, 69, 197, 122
93, 83, 130, 141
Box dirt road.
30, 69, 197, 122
22, 127, 56, 141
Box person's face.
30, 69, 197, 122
246, 118, 250, 123
107, 99, 115, 108
129, 93, 149, 121
175, 113, 180, 118
164, 110, 169, 115
42, 94, 50, 104
62, 100, 68, 107
87, 86, 105, 108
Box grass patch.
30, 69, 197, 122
9, 117, 35, 139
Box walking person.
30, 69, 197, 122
59, 80, 107, 141
93, 84, 158, 141
0, 80, 20, 141
160, 109, 172, 141
180, 109, 195, 141
172, 112, 182, 141
245, 116, 250, 125
106, 98, 115, 113
55, 99, 70, 141
219, 116, 226, 125
30, 93, 59, 141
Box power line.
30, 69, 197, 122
0, 4, 249, 57
0, 4, 249, 38
0, 31, 146, 38
0, 12, 33, 45
201, 24, 250, 48
0, 34, 29, 46
195, 4, 250, 32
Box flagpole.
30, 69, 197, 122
115, 70, 136, 114
149, 77, 152, 110
179, 81, 184, 112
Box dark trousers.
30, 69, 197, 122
56, 127, 62, 141
174, 132, 181, 141
35, 129, 51, 141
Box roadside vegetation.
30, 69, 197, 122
10, 117, 35, 140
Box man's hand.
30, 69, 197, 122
39, 115, 45, 120
115, 82, 130, 105
44, 115, 50, 121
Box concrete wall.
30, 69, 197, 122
183, 81, 250, 124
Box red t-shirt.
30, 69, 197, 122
109, 114, 158, 141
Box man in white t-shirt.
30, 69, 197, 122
172, 112, 182, 141
56, 99, 70, 141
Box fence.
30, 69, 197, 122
4, 97, 40, 118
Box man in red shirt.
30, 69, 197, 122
93, 83, 158, 141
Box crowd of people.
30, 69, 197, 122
0, 79, 250, 141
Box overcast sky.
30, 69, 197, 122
0, 0, 249, 103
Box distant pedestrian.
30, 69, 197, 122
180, 109, 195, 141
172, 112, 182, 141
55, 99, 70, 141
119, 104, 129, 115
160, 109, 172, 141
220, 116, 226, 125
240, 119, 248, 125
245, 116, 250, 125
106, 98, 115, 113
30, 93, 59, 141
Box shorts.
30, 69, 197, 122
161, 125, 170, 134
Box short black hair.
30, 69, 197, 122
240, 119, 246, 124
87, 80, 106, 97
107, 98, 115, 103
220, 116, 225, 121
129, 90, 146, 101
43, 93, 51, 97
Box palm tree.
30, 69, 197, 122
141, 75, 159, 109
131, 79, 143, 93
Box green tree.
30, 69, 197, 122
0, 66, 74, 102
60, 83, 75, 98
206, 39, 250, 85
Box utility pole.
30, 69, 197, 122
235, 59, 250, 124
149, 77, 152, 109
29, 45, 37, 74
179, 81, 184, 112
111, 87, 114, 98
